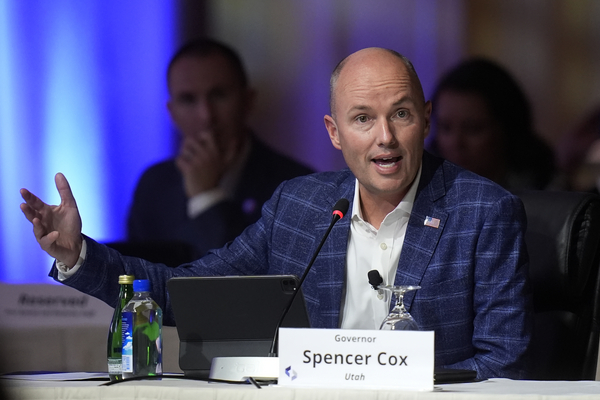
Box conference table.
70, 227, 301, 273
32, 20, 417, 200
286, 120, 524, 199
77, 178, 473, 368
4, 373, 600, 399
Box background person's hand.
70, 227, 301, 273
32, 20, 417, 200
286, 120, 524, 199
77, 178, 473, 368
20, 173, 83, 268
175, 130, 239, 198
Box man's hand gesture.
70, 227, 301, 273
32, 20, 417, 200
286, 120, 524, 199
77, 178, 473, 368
20, 173, 83, 268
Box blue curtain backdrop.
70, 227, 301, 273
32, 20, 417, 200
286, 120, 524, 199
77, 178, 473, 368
0, 1, 176, 283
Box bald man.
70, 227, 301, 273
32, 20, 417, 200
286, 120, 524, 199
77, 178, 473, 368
21, 48, 532, 380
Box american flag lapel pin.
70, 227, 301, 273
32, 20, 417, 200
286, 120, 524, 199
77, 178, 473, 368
424, 216, 440, 228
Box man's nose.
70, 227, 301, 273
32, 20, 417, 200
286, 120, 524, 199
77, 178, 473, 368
195, 99, 216, 125
376, 118, 398, 147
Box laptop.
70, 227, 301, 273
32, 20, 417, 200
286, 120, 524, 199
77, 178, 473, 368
167, 275, 311, 379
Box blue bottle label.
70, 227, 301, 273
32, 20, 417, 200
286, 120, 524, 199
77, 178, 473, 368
122, 312, 134, 373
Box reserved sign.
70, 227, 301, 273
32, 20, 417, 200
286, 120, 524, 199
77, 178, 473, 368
278, 328, 434, 391
0, 283, 113, 328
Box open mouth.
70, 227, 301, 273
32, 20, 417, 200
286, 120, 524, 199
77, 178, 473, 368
372, 156, 401, 168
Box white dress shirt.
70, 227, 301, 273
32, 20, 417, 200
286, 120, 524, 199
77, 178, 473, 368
340, 166, 421, 330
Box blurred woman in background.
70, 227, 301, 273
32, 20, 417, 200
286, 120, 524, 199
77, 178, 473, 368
426, 58, 556, 191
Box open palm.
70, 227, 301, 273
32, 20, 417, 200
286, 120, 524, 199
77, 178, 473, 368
20, 173, 83, 267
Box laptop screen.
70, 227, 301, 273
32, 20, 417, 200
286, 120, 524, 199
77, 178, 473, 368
167, 275, 311, 378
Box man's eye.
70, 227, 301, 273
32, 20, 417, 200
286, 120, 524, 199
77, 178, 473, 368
357, 115, 368, 123
396, 110, 408, 118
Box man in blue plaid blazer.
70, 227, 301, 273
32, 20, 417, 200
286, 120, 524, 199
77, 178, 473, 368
21, 48, 532, 380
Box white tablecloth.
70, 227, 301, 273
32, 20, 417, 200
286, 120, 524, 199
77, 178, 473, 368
4, 374, 600, 400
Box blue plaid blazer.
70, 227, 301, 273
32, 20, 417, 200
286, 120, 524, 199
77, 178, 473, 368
53, 151, 532, 379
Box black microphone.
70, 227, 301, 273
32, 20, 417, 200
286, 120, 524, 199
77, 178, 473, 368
269, 198, 350, 356
368, 269, 385, 299
368, 269, 383, 290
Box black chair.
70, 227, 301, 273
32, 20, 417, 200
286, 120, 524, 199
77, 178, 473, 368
517, 190, 600, 380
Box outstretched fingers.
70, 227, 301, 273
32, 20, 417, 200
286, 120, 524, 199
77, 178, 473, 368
55, 173, 78, 209
20, 188, 47, 214
20, 201, 38, 223
20, 173, 83, 266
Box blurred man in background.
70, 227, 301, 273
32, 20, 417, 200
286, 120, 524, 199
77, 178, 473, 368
126, 39, 313, 259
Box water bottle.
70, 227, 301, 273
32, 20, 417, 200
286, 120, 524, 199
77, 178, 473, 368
107, 274, 135, 381
121, 279, 163, 379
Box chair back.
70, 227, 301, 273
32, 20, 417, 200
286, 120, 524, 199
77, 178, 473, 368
517, 190, 600, 380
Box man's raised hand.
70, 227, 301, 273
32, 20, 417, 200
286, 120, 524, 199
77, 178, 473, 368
20, 173, 83, 268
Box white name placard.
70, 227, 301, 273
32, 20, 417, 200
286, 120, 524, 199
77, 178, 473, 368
278, 328, 434, 391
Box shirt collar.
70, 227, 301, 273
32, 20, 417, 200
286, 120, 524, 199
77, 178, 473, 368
351, 164, 422, 225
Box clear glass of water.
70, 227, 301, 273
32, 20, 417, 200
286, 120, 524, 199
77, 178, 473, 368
378, 285, 420, 331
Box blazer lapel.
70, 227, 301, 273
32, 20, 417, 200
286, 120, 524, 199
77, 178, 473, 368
395, 153, 447, 310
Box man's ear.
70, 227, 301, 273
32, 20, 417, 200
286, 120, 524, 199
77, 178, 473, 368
324, 115, 342, 150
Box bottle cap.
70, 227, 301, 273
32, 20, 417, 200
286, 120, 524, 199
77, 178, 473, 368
133, 279, 151, 292
118, 275, 135, 285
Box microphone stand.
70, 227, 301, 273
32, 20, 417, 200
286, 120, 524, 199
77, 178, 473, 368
208, 199, 349, 382
268, 206, 346, 356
